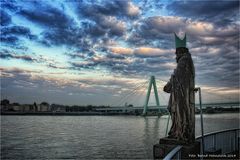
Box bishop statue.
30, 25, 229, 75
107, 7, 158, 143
163, 33, 195, 143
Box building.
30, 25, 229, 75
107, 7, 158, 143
40, 102, 50, 112
12, 105, 22, 111
51, 104, 66, 112
22, 105, 31, 112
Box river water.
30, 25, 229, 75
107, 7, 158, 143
1, 113, 239, 159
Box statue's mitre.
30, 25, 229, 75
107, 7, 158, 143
175, 33, 186, 48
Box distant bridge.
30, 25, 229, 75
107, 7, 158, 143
95, 102, 239, 114
95, 106, 168, 114
110, 76, 239, 115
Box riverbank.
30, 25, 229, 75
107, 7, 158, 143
1, 110, 239, 116
0, 111, 132, 116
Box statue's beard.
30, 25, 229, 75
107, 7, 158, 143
176, 53, 184, 63
175, 48, 189, 62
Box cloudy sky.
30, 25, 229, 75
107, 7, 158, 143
0, 0, 239, 106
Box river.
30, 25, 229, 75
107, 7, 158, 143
1, 113, 239, 159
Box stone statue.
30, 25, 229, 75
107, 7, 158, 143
163, 33, 195, 143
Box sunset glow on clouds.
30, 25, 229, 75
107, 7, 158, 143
0, 0, 239, 105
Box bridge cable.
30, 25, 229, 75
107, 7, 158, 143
116, 81, 149, 107
126, 82, 149, 106
113, 81, 148, 107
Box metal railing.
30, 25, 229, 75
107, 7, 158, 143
196, 128, 239, 154
163, 145, 182, 160
163, 128, 239, 160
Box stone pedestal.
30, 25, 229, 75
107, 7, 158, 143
153, 138, 200, 159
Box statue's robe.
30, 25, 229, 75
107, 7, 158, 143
164, 52, 195, 143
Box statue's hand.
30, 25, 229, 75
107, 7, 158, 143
163, 82, 171, 93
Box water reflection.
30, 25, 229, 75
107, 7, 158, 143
142, 116, 162, 158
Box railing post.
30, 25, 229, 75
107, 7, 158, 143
195, 87, 205, 155
235, 129, 238, 151
214, 133, 216, 151
178, 150, 181, 160
163, 145, 182, 160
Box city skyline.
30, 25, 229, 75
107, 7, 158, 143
1, 0, 239, 105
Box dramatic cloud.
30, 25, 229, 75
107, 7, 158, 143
0, 52, 37, 62
109, 47, 133, 55
1, 25, 36, 38
0, 0, 20, 12
167, 1, 239, 26
78, 0, 140, 19
0, 67, 148, 105
0, 10, 11, 26
19, 2, 74, 28
109, 47, 173, 57
133, 47, 172, 58
128, 16, 239, 48
19, 3, 81, 47
0, 0, 239, 104
77, 2, 131, 38
0, 25, 37, 48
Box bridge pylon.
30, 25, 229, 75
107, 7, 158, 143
142, 76, 160, 116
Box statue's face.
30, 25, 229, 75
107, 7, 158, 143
175, 47, 186, 54
175, 47, 187, 62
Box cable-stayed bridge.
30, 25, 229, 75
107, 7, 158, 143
106, 76, 238, 116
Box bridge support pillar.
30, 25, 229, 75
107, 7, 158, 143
142, 76, 160, 116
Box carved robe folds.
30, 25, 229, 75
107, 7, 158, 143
164, 53, 195, 143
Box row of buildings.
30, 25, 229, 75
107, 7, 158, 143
1, 103, 50, 112
1, 99, 66, 112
